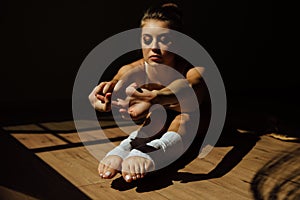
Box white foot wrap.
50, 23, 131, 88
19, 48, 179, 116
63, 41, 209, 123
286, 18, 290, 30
146, 131, 184, 153
130, 131, 184, 169
105, 131, 138, 159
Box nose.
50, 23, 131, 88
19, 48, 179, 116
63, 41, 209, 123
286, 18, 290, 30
151, 39, 160, 50
150, 41, 161, 54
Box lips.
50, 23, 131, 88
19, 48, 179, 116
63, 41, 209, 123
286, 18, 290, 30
149, 55, 162, 62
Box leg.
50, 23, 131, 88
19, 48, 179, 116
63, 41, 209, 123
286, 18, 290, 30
168, 113, 190, 137
98, 131, 138, 179
120, 113, 191, 182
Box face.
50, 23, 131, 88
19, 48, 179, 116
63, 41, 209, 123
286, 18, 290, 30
141, 19, 176, 67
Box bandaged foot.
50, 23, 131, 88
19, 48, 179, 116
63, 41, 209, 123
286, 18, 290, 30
121, 150, 154, 183
99, 131, 138, 179
98, 155, 123, 179
122, 131, 184, 182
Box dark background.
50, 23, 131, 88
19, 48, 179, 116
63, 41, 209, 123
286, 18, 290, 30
0, 0, 298, 132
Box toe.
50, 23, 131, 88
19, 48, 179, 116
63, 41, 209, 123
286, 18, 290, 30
130, 164, 137, 181
134, 163, 141, 179
136, 163, 144, 179
136, 174, 141, 179
103, 170, 112, 178
122, 165, 132, 182
132, 175, 137, 180
102, 166, 118, 179
101, 164, 110, 178
98, 162, 105, 178
123, 173, 132, 182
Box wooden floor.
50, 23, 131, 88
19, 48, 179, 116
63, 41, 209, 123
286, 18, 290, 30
1, 118, 300, 200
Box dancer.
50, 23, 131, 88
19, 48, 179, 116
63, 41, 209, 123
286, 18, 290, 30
89, 3, 209, 182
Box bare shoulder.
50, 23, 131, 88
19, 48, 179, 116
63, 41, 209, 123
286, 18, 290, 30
114, 59, 145, 80
186, 67, 205, 84
128, 59, 145, 68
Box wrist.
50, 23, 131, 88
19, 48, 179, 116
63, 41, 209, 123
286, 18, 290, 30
150, 90, 160, 105
150, 89, 177, 107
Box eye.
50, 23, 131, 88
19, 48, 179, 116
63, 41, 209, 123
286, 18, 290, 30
159, 35, 172, 45
142, 34, 152, 45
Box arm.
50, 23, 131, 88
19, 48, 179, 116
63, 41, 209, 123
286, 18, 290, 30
88, 59, 144, 112
124, 66, 206, 116
154, 66, 206, 108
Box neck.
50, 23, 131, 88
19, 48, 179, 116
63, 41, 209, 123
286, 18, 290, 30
144, 61, 181, 85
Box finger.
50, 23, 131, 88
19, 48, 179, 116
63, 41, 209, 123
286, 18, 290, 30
101, 93, 111, 111
128, 107, 137, 118
111, 98, 129, 108
103, 82, 112, 94
96, 94, 105, 102
132, 88, 151, 98
114, 80, 123, 92
95, 82, 107, 94
89, 83, 104, 100
119, 108, 127, 113
111, 100, 120, 107
125, 82, 138, 96
120, 109, 131, 120
117, 98, 129, 108
104, 93, 112, 103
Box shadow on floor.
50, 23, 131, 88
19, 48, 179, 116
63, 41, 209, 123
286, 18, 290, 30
0, 128, 91, 200
111, 130, 261, 192
1, 98, 299, 196
251, 146, 300, 200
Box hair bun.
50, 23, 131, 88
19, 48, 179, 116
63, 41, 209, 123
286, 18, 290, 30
161, 2, 183, 19
162, 3, 179, 8
141, 2, 183, 31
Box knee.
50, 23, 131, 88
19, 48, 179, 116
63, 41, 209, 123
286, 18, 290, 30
169, 114, 191, 134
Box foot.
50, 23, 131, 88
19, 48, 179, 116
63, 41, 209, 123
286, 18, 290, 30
98, 155, 123, 179
121, 156, 154, 182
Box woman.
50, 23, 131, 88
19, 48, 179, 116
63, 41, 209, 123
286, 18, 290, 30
89, 3, 209, 183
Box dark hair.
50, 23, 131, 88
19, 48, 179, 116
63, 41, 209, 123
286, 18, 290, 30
141, 3, 183, 31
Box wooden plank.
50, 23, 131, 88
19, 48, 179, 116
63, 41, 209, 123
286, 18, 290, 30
11, 133, 67, 149
3, 120, 300, 199
157, 179, 251, 200
79, 183, 169, 200
37, 146, 101, 187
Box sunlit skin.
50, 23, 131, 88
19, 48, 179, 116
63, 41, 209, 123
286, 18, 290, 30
119, 20, 182, 119
90, 19, 205, 182
97, 20, 179, 182
141, 20, 176, 68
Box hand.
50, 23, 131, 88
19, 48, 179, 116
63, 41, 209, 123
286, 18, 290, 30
112, 83, 157, 120
88, 81, 117, 112
127, 83, 158, 119
112, 96, 151, 121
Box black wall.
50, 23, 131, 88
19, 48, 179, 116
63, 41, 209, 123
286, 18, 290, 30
0, 0, 297, 120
